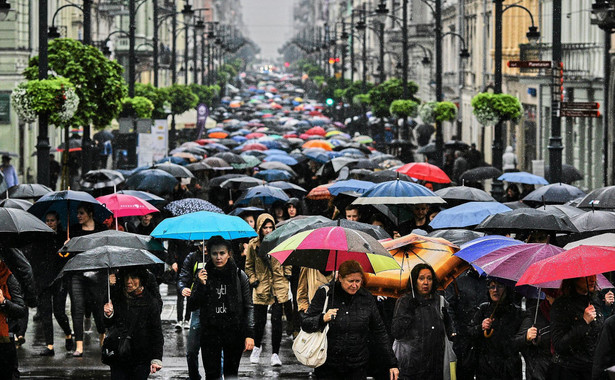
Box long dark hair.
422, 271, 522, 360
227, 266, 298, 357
409, 263, 438, 296
560, 276, 596, 296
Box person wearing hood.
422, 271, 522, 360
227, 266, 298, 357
285, 198, 302, 218
244, 213, 291, 367
392, 263, 456, 380
502, 146, 518, 172
0, 258, 27, 379
469, 278, 525, 380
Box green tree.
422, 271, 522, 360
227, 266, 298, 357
166, 84, 198, 115
120, 96, 154, 119
23, 38, 127, 130
134, 83, 170, 119
390, 99, 419, 119
341, 81, 374, 103
367, 79, 419, 118
189, 83, 218, 106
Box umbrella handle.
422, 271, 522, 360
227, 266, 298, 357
483, 329, 494, 338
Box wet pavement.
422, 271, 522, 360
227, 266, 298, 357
17, 285, 312, 379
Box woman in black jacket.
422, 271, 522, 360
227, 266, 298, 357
302, 260, 399, 380
470, 278, 525, 380
191, 235, 255, 379
391, 263, 455, 380
550, 275, 605, 380
103, 267, 163, 380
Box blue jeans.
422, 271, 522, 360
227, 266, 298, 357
187, 310, 201, 380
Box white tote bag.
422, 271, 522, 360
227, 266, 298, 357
292, 285, 330, 368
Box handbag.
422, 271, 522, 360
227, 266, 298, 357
101, 311, 135, 366
440, 296, 457, 380
292, 285, 330, 368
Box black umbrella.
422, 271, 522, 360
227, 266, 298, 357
79, 169, 125, 190
164, 198, 224, 216
544, 164, 584, 183
435, 186, 496, 206
8, 184, 53, 199
152, 162, 195, 178
0, 199, 32, 211
416, 143, 436, 154
185, 161, 213, 172
209, 174, 248, 188
220, 177, 266, 190
213, 152, 245, 164
444, 140, 470, 150
93, 130, 114, 143
502, 201, 532, 210
577, 186, 615, 210
0, 171, 6, 195
116, 190, 165, 205
60, 230, 165, 254
352, 159, 380, 170
535, 204, 586, 219
569, 211, 615, 233
0, 208, 54, 246
258, 161, 297, 176
365, 170, 413, 183
459, 166, 503, 183
476, 208, 578, 233
28, 190, 113, 231
268, 181, 307, 197
522, 183, 586, 206
125, 169, 178, 196
368, 154, 396, 165
427, 229, 485, 246
202, 157, 233, 171
315, 219, 391, 240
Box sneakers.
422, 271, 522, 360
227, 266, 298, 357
183, 320, 191, 329
250, 346, 262, 364
174, 321, 183, 330
270, 353, 282, 367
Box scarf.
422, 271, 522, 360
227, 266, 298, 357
0, 262, 13, 337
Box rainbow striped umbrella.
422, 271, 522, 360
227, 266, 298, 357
269, 226, 400, 274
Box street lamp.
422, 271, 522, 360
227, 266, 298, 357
181, 3, 194, 85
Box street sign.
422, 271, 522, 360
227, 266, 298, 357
507, 60, 552, 68
560, 102, 600, 110
561, 110, 601, 118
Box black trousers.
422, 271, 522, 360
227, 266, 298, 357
315, 363, 367, 380
70, 273, 106, 341
254, 302, 282, 354
38, 281, 72, 346
200, 327, 244, 380
0, 341, 19, 380
110, 363, 151, 380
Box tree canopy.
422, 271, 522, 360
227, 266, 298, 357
367, 79, 419, 118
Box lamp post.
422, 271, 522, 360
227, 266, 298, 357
374, 1, 388, 84
356, 4, 368, 93
182, 3, 194, 85
37, 0, 50, 186
435, 0, 443, 167
549, 0, 563, 184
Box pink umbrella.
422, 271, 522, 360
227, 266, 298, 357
96, 194, 159, 218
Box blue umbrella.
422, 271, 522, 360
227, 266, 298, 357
263, 149, 288, 156
263, 154, 298, 166
521, 183, 586, 206
125, 169, 178, 196
352, 180, 445, 206
235, 185, 290, 207
254, 169, 294, 182
232, 135, 248, 143
29, 190, 113, 227
155, 156, 188, 165
304, 150, 330, 164
204, 143, 230, 152
328, 180, 375, 196
164, 198, 224, 216
455, 235, 525, 274
229, 206, 265, 217
258, 140, 284, 149
498, 171, 549, 185
151, 211, 257, 241
429, 202, 512, 229
339, 148, 366, 158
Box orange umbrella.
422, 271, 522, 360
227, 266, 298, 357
172, 152, 200, 162
306, 183, 333, 200
364, 234, 466, 298
302, 140, 333, 151
208, 131, 229, 139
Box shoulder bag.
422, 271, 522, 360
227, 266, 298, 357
292, 285, 330, 368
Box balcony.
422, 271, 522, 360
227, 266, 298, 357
519, 42, 603, 81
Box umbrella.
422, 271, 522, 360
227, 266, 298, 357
396, 163, 451, 184
416, 143, 436, 154
231, 155, 261, 170
427, 229, 485, 246
263, 154, 298, 166
235, 185, 290, 206
455, 235, 525, 272
164, 198, 224, 216
220, 176, 266, 190
351, 159, 379, 170
476, 208, 578, 233
364, 234, 465, 298
269, 181, 307, 198
569, 211, 615, 233
241, 143, 268, 151
302, 140, 333, 151
0, 199, 32, 211
152, 162, 195, 178
125, 169, 178, 196
79, 169, 125, 190
202, 157, 233, 170
503, 201, 532, 209
459, 166, 502, 182
522, 183, 586, 206
379, 159, 404, 170
352, 180, 446, 206
544, 164, 584, 183
185, 161, 214, 172
209, 174, 248, 188
60, 230, 165, 254
228, 206, 265, 217
260, 216, 332, 253
93, 130, 114, 142
435, 186, 496, 206
429, 202, 512, 229
8, 184, 53, 199
577, 186, 615, 210
364, 170, 414, 183
326, 157, 360, 173
498, 172, 549, 185
96, 194, 158, 218
517, 245, 615, 286
254, 169, 294, 182
536, 204, 586, 219
258, 161, 297, 176
116, 190, 165, 205
151, 211, 257, 240
57, 139, 82, 152
28, 190, 113, 228
306, 184, 333, 200
328, 180, 375, 196
304, 150, 331, 164
563, 233, 615, 250
0, 208, 54, 246
269, 226, 399, 274
213, 152, 245, 164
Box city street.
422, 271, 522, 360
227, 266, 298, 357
18, 285, 310, 379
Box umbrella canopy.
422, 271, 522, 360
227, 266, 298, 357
213, 152, 245, 164
0, 208, 54, 245
0, 199, 32, 211
152, 162, 195, 178
254, 169, 294, 182
164, 198, 224, 216
363, 170, 414, 183
258, 161, 297, 175
430, 202, 512, 229
231, 155, 261, 170
569, 211, 615, 233
228, 206, 265, 217
125, 169, 178, 196
563, 233, 615, 250
455, 235, 525, 273
220, 176, 266, 190
304, 150, 331, 164
263, 154, 298, 166
260, 216, 332, 253
79, 169, 125, 190
8, 184, 53, 199
185, 161, 214, 172
535, 204, 586, 219
96, 194, 159, 218
544, 164, 584, 183
577, 186, 615, 210
151, 211, 257, 240
364, 234, 465, 297
435, 186, 496, 206
202, 157, 233, 171
396, 162, 451, 184
459, 166, 502, 183
235, 185, 290, 207
60, 230, 165, 254
476, 208, 578, 233
269, 226, 399, 273
522, 183, 586, 206
352, 180, 446, 206
29, 190, 113, 225
58, 246, 164, 275
328, 180, 375, 197
302, 140, 333, 151
306, 183, 333, 200
241, 143, 268, 151
116, 190, 165, 205
427, 229, 485, 246
268, 181, 307, 197
517, 245, 615, 286
498, 172, 549, 185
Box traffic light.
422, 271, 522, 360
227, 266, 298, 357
325, 98, 335, 106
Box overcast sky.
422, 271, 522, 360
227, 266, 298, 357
240, 0, 296, 61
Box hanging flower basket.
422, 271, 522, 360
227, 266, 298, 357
389, 99, 419, 119
471, 92, 522, 126
10, 76, 79, 126
419, 101, 457, 124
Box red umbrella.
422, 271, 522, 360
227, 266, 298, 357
299, 133, 310, 140
306, 126, 326, 136
96, 194, 159, 218
245, 132, 265, 139
517, 245, 615, 286
241, 143, 268, 151
396, 162, 451, 184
